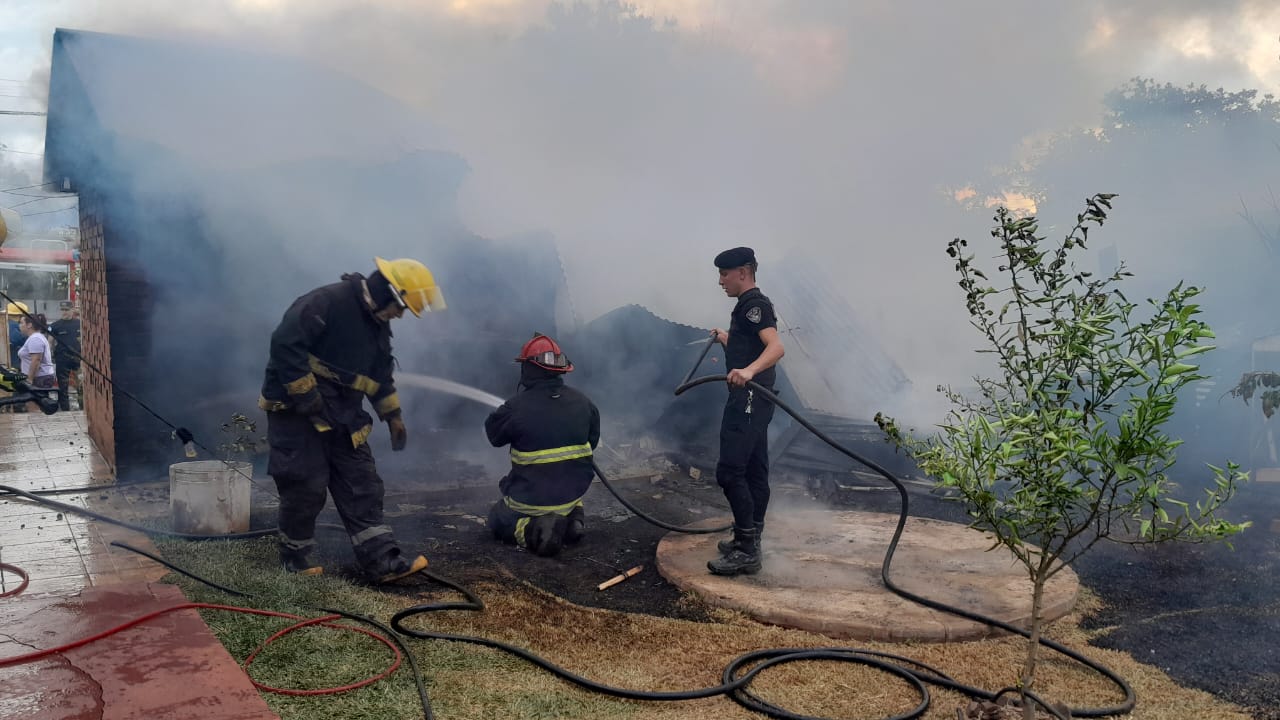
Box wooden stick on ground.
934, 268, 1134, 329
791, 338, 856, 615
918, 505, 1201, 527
597, 565, 643, 591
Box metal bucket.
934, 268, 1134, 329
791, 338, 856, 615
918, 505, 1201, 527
169, 460, 252, 535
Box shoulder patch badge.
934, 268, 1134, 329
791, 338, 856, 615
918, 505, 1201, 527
746, 306, 763, 324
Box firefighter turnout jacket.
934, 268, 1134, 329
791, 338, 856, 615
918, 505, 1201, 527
260, 273, 401, 447
485, 375, 600, 513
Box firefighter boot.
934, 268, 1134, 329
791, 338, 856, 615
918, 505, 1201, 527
526, 514, 569, 557
564, 506, 586, 546
718, 520, 764, 555
279, 546, 323, 576
367, 548, 429, 584
707, 526, 761, 576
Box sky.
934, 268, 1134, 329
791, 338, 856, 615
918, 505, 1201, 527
1, 0, 1278, 410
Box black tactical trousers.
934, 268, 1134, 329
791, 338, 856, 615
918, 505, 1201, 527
55, 356, 79, 411
266, 411, 398, 569
715, 387, 775, 530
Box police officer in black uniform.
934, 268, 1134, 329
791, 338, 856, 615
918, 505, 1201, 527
707, 247, 785, 576
486, 333, 601, 557
49, 301, 81, 411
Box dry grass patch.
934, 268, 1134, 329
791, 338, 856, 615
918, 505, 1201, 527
155, 537, 1253, 720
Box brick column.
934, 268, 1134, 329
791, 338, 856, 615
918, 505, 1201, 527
78, 196, 114, 478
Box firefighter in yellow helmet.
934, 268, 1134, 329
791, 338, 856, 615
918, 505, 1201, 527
259, 257, 444, 583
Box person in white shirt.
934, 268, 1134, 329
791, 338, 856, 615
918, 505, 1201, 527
17, 313, 57, 412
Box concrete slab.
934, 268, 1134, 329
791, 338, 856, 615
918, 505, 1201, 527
0, 582, 278, 720
656, 510, 1079, 642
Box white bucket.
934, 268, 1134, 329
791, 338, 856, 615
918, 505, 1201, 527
169, 460, 252, 535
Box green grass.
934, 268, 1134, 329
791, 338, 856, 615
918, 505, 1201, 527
149, 537, 1259, 720
152, 537, 642, 720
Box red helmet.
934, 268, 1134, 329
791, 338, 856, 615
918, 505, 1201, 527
516, 333, 573, 373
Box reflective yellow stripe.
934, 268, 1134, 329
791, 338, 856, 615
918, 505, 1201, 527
285, 373, 316, 395
503, 496, 584, 517
312, 418, 332, 433
509, 443, 593, 466
258, 395, 288, 412
374, 393, 400, 417
308, 355, 382, 395
351, 424, 372, 448
308, 355, 340, 381
515, 517, 531, 546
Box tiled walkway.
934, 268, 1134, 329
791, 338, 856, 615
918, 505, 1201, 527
0, 410, 278, 719
0, 411, 169, 596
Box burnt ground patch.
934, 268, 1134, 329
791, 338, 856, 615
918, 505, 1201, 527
1071, 490, 1280, 720
264, 467, 1280, 719
299, 470, 742, 623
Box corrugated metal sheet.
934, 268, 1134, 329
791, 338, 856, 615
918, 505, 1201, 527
767, 253, 910, 419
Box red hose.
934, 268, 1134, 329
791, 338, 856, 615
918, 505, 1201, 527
0, 601, 402, 696
242, 612, 402, 695
0, 562, 29, 598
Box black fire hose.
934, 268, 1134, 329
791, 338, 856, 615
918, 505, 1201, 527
589, 460, 731, 534
583, 331, 734, 535
107, 540, 436, 720
0, 483, 277, 541
671, 374, 1135, 719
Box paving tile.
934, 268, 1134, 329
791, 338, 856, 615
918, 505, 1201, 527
0, 583, 280, 719
15, 554, 88, 580
0, 462, 53, 478
46, 458, 93, 476
0, 523, 78, 547
0, 411, 143, 603
18, 574, 91, 597
89, 567, 168, 587
0, 540, 86, 564
0, 506, 71, 526
0, 498, 71, 517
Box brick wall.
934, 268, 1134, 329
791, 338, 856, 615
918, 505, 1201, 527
78, 195, 114, 477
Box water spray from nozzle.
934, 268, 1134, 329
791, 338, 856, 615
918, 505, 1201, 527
397, 373, 503, 409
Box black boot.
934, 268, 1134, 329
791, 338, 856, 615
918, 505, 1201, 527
717, 520, 763, 555
280, 546, 323, 576
365, 547, 429, 584
564, 506, 586, 546
707, 526, 761, 576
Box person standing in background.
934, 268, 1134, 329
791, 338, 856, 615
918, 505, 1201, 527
49, 301, 81, 411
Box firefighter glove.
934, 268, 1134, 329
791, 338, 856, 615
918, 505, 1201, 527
388, 415, 407, 451
293, 388, 325, 417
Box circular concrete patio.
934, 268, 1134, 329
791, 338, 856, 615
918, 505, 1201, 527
655, 510, 1079, 642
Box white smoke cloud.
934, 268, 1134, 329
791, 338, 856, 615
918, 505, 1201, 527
4, 0, 1278, 406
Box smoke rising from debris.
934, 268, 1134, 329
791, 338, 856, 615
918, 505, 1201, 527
8, 1, 1280, 479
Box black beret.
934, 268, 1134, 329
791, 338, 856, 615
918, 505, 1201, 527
714, 246, 756, 269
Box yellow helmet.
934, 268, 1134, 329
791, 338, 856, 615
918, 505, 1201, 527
374, 257, 446, 317
6, 301, 28, 316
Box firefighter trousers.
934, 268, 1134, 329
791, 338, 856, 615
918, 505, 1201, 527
716, 387, 775, 530
487, 496, 585, 557
266, 411, 400, 570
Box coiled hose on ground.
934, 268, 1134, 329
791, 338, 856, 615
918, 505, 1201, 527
381, 372, 1135, 720
0, 363, 1137, 719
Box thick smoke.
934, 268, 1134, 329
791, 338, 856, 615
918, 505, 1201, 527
6, 1, 1280, 478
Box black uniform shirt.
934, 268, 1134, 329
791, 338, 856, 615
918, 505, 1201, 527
49, 318, 81, 360
727, 287, 777, 388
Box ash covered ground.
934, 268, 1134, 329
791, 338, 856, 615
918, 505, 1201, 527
243, 459, 1280, 720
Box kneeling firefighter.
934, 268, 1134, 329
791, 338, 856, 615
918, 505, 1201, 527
485, 333, 601, 557
259, 257, 446, 583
